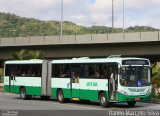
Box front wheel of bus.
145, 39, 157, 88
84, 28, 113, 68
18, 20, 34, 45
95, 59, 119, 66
127, 101, 136, 107
20, 88, 27, 100
99, 92, 109, 108
57, 90, 65, 103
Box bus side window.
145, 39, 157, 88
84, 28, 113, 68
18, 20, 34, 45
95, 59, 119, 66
5, 64, 10, 76
31, 64, 42, 77
82, 64, 89, 78
71, 64, 81, 83
60, 64, 70, 78
101, 65, 109, 79
52, 64, 60, 78
5, 64, 16, 76
16, 70, 21, 76
89, 64, 95, 78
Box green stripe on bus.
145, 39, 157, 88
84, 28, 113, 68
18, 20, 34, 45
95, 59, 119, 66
4, 85, 42, 96
5, 85, 151, 103
52, 88, 101, 101
6, 85, 102, 101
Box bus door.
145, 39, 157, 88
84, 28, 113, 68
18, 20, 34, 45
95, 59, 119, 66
108, 64, 118, 101
70, 64, 80, 99
8, 64, 16, 93
71, 76, 80, 98
9, 74, 16, 92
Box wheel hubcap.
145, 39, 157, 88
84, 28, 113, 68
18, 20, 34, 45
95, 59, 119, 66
21, 91, 25, 98
101, 96, 106, 104
58, 93, 62, 101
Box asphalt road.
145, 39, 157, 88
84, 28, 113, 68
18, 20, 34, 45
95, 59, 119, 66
0, 93, 160, 116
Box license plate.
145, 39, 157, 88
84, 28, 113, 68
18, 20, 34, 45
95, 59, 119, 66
135, 98, 140, 101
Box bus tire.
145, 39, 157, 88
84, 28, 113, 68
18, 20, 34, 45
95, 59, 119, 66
20, 88, 27, 100
127, 101, 136, 106
57, 90, 65, 103
99, 92, 109, 108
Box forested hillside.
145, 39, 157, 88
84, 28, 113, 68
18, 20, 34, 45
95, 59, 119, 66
0, 12, 159, 38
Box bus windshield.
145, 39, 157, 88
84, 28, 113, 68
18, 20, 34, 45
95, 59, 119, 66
120, 66, 151, 87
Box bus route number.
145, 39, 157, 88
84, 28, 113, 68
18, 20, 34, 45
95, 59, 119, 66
86, 82, 98, 87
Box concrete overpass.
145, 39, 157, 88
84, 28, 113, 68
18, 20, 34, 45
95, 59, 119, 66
0, 32, 160, 62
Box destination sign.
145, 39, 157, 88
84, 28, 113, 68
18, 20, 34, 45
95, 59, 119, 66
122, 60, 149, 65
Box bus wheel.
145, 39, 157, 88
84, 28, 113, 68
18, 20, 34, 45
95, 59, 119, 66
20, 88, 27, 100
57, 90, 65, 103
99, 92, 109, 108
127, 101, 136, 107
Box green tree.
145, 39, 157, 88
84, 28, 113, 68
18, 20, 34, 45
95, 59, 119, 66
12, 49, 44, 60
27, 50, 44, 59
151, 63, 160, 96
12, 49, 28, 60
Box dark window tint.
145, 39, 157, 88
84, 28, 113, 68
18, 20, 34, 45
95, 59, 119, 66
60, 64, 70, 78
52, 64, 60, 77
5, 64, 16, 76
5, 64, 42, 77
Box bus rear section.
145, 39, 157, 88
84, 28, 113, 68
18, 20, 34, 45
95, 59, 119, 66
3, 60, 52, 99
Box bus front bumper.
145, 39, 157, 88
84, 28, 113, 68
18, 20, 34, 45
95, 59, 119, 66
118, 92, 151, 102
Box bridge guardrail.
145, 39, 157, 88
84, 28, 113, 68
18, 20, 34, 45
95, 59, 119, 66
0, 32, 159, 46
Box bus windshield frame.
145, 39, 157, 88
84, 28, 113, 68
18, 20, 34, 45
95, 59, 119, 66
120, 65, 151, 87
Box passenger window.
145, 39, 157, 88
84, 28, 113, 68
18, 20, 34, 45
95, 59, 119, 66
60, 64, 70, 78
52, 64, 60, 78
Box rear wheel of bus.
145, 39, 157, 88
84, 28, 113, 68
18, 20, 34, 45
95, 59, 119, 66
99, 92, 109, 108
20, 87, 27, 100
57, 89, 65, 103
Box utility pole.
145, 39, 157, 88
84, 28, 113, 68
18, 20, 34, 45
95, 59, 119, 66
60, 0, 63, 39
92, 22, 96, 34
112, 0, 114, 33
123, 0, 125, 33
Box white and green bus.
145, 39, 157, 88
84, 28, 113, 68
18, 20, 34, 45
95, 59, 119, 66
4, 56, 152, 108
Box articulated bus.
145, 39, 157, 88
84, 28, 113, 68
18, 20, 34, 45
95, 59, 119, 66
4, 56, 152, 108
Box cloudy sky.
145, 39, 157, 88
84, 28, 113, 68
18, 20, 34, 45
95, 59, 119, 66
0, 0, 160, 29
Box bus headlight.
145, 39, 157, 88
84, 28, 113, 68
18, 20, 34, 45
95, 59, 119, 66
120, 90, 128, 95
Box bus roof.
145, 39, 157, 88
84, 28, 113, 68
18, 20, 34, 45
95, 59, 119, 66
52, 57, 150, 65
4, 57, 150, 65
5, 59, 43, 64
